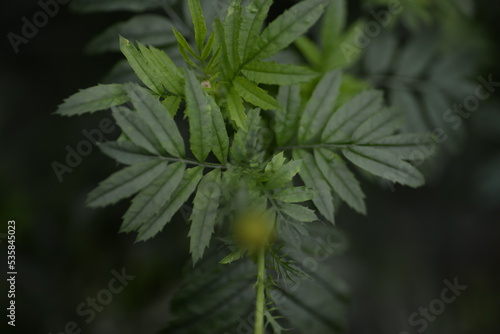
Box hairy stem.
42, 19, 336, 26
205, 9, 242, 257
254, 247, 266, 334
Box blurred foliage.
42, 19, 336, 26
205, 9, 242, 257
0, 0, 499, 333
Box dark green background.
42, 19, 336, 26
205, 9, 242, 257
1, 0, 499, 333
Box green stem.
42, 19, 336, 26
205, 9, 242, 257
254, 247, 266, 334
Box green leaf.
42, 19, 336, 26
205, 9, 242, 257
265, 159, 302, 189
87, 158, 168, 207
201, 32, 216, 60
172, 27, 199, 64
324, 19, 366, 71
184, 70, 213, 162
137, 166, 204, 241
242, 61, 318, 85
366, 133, 436, 161
272, 187, 315, 203
219, 248, 246, 264
226, 86, 247, 129
246, 0, 327, 62
189, 169, 222, 264
112, 106, 162, 155
140, 45, 184, 96
322, 90, 383, 143
55, 84, 129, 116
121, 162, 186, 233
279, 203, 318, 222
239, 0, 273, 62
293, 150, 335, 223
298, 70, 341, 143
188, 0, 207, 52
321, 0, 347, 54
352, 108, 403, 143
315, 149, 366, 214
70, 0, 161, 13
98, 141, 157, 165
86, 15, 175, 54
265, 152, 287, 174
274, 85, 302, 146
208, 96, 229, 164
294, 36, 322, 67
233, 76, 281, 110
162, 95, 182, 117
120, 37, 163, 94
224, 1, 242, 72
214, 19, 232, 79
125, 83, 185, 157
342, 147, 425, 188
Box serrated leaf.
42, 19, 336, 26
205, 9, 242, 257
184, 70, 213, 162
226, 86, 247, 129
112, 106, 162, 155
137, 166, 204, 241
240, 0, 273, 62
246, 0, 327, 62
86, 15, 175, 54
125, 83, 185, 157
214, 19, 232, 79
98, 141, 157, 165
208, 96, 229, 164
162, 95, 182, 117
233, 76, 281, 110
120, 37, 163, 94
188, 0, 207, 52
293, 150, 335, 223
279, 203, 317, 222
322, 90, 383, 143
299, 70, 341, 143
265, 152, 287, 174
70, 0, 161, 13
121, 162, 186, 233
224, 1, 242, 72
342, 147, 425, 187
272, 187, 315, 203
242, 61, 318, 85
87, 158, 167, 207
274, 85, 302, 146
315, 149, 366, 214
352, 108, 403, 142
189, 169, 222, 264
366, 133, 436, 161
201, 32, 215, 60
172, 27, 199, 65
265, 160, 302, 189
141, 45, 184, 96
55, 84, 129, 116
